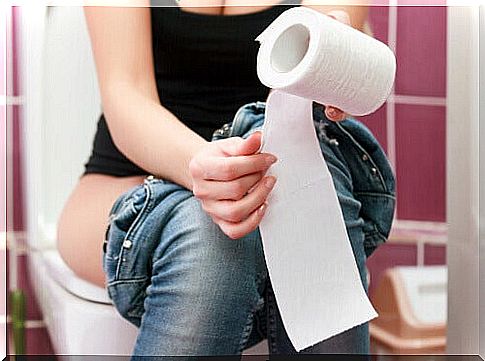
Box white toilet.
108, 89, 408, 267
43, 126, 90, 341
20, 6, 138, 355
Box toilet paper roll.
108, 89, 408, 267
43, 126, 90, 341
255, 7, 396, 351
256, 6, 396, 116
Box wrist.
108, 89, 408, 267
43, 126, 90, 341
183, 138, 208, 191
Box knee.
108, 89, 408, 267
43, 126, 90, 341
150, 195, 267, 299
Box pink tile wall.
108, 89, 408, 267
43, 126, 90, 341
11, 106, 23, 231
358, 7, 389, 152
368, 6, 389, 44
362, 6, 447, 222
395, 104, 446, 221
1, 7, 7, 359
395, 7, 447, 97
1, 7, 6, 235
424, 243, 446, 265
358, 103, 388, 153
11, 7, 24, 232
364, 6, 447, 298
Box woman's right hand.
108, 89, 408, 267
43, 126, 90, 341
188, 131, 277, 239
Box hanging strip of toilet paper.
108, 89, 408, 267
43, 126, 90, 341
255, 7, 396, 351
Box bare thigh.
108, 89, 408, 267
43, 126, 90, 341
57, 173, 146, 287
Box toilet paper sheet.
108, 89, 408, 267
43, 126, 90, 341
255, 7, 396, 351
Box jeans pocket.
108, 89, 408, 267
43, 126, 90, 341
103, 183, 149, 284
102, 182, 154, 326
106, 279, 148, 327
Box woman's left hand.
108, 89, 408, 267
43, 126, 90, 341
323, 9, 352, 123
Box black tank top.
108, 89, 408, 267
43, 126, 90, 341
84, 2, 298, 176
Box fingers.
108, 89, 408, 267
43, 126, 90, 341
213, 202, 268, 240
199, 153, 277, 181
193, 172, 263, 201
325, 106, 347, 122
202, 176, 276, 223
189, 131, 276, 240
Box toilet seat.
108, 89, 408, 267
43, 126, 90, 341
41, 249, 111, 305
28, 251, 138, 356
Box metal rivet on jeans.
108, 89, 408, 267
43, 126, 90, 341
362, 154, 369, 161
371, 167, 377, 176
123, 240, 133, 249
329, 139, 339, 146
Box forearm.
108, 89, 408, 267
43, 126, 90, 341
103, 82, 207, 191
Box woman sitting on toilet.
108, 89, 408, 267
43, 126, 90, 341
57, 0, 393, 356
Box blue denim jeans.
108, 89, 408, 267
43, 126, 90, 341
102, 102, 395, 358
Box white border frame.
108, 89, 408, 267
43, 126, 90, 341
446, 5, 481, 355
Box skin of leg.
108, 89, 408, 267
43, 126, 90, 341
57, 173, 145, 287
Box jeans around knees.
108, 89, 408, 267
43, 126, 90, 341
104, 179, 268, 356
102, 101, 395, 357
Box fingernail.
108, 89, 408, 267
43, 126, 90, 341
327, 108, 337, 117
264, 176, 276, 189
265, 154, 277, 166
258, 202, 268, 215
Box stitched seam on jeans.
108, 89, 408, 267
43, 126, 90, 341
354, 191, 396, 200
334, 122, 388, 192
251, 277, 268, 345
367, 220, 389, 240
115, 182, 152, 281
364, 228, 387, 247
237, 295, 265, 354
237, 309, 256, 353
107, 276, 149, 287
267, 287, 278, 354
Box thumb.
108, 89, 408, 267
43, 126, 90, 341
237, 131, 263, 156
220, 131, 262, 156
